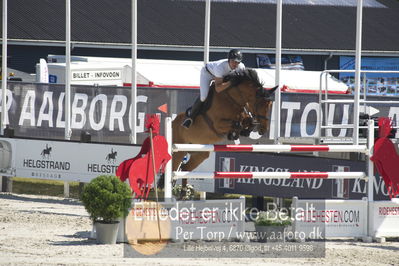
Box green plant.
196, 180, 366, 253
172, 184, 195, 200
81, 175, 132, 223
255, 211, 292, 227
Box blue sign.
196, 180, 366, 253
49, 75, 57, 83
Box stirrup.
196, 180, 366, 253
181, 118, 193, 129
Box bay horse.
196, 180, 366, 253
172, 68, 277, 179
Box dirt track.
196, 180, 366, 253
0, 193, 398, 265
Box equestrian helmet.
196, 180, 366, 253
228, 49, 243, 62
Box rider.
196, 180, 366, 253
181, 49, 246, 128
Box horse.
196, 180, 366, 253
172, 68, 277, 183
40, 144, 52, 159
106, 149, 117, 163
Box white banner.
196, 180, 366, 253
5, 138, 140, 182
369, 199, 399, 237
292, 197, 368, 238
1, 137, 216, 193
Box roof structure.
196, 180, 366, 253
3, 0, 399, 55
38, 56, 349, 93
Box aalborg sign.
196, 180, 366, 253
5, 138, 140, 182
3, 83, 187, 144
4, 83, 399, 144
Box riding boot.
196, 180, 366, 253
181, 98, 204, 129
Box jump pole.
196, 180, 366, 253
367, 116, 375, 240
164, 117, 173, 199
173, 171, 366, 180
173, 144, 368, 153
1, 0, 7, 135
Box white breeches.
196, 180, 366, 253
200, 67, 214, 102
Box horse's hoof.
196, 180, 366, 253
232, 121, 241, 129
228, 131, 240, 140
228, 132, 238, 140
240, 130, 251, 137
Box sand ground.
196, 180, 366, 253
0, 193, 398, 266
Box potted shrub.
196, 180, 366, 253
81, 175, 132, 244
254, 211, 291, 243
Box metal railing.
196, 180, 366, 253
317, 69, 399, 144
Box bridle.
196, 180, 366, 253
223, 83, 272, 137
251, 97, 272, 133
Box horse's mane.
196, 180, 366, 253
223, 68, 263, 89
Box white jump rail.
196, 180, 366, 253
173, 171, 367, 180
164, 117, 372, 200
173, 144, 368, 154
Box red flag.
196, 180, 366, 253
370, 117, 399, 199
158, 103, 168, 114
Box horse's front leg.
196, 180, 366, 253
181, 151, 210, 186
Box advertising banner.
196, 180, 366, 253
215, 152, 391, 200
2, 83, 399, 144
0, 137, 216, 190
3, 83, 197, 144
292, 198, 368, 238
369, 199, 399, 237
3, 137, 140, 182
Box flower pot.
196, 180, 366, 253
95, 221, 120, 244
117, 217, 127, 243
255, 225, 286, 243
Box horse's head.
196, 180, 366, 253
226, 69, 277, 136
220, 69, 278, 137
252, 97, 273, 135
251, 84, 278, 135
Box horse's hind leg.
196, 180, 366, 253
172, 151, 188, 171
181, 151, 210, 172
180, 151, 210, 186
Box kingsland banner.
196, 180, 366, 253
215, 152, 390, 201
2, 82, 399, 144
